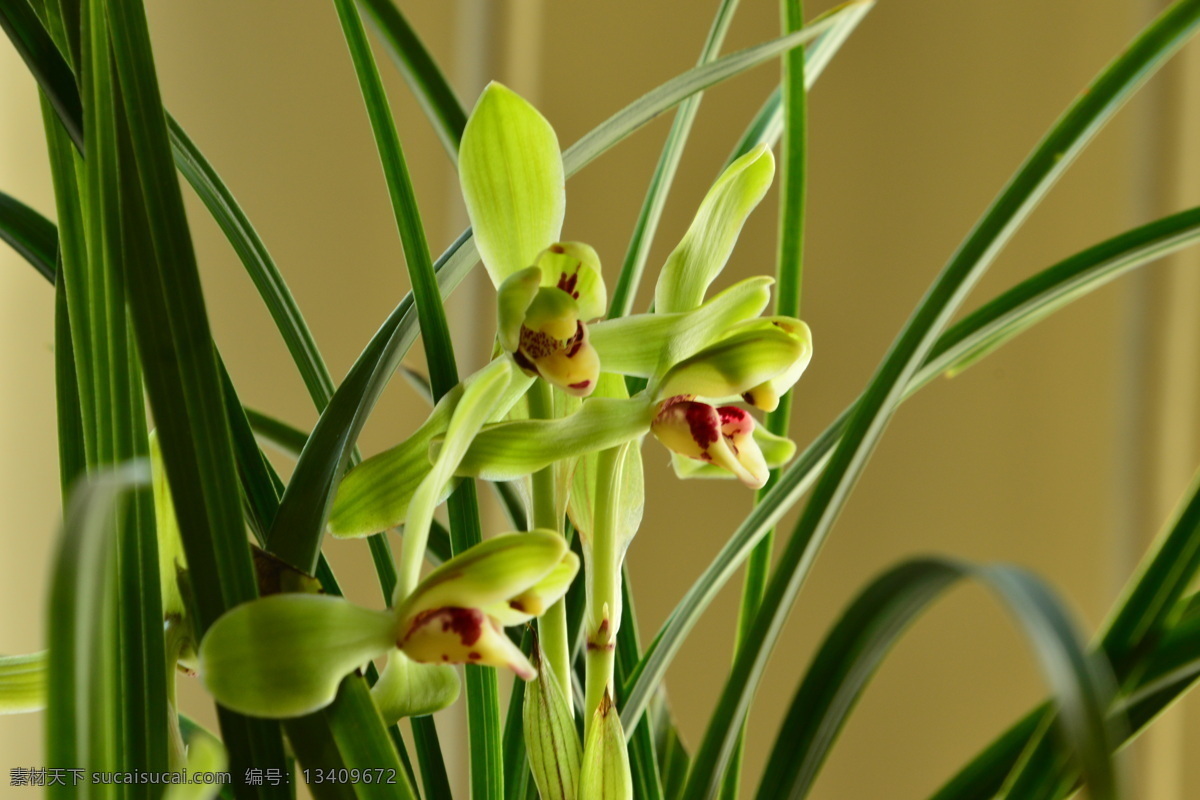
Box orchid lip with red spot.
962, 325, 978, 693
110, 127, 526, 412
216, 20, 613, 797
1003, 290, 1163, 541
651, 396, 769, 488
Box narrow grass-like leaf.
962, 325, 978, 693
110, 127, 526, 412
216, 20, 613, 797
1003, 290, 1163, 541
330, 6, 500, 800
88, 2, 171, 782
105, 0, 290, 784
563, 1, 870, 178
607, 0, 740, 319
0, 0, 83, 150
167, 117, 337, 411
358, 0, 467, 160
929, 462, 1200, 800
0, 190, 56, 280
755, 558, 1120, 800
723, 0, 874, 169
46, 463, 148, 799
678, 6, 1200, 795
323, 677, 420, 800
53, 251, 86, 499
412, 715, 454, 800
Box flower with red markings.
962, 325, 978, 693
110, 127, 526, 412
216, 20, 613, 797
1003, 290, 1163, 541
651, 396, 768, 488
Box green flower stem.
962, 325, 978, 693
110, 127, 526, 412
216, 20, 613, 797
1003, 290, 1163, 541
528, 379, 573, 712
585, 445, 627, 737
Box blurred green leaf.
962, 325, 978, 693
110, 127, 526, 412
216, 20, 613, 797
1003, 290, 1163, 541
0, 652, 46, 714
755, 559, 1120, 800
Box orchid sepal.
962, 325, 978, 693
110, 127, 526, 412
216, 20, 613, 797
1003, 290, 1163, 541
460, 82, 565, 286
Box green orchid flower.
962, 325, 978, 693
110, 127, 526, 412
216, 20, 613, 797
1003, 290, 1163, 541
327, 92, 814, 544
452, 144, 812, 489
198, 531, 578, 719
461, 83, 607, 396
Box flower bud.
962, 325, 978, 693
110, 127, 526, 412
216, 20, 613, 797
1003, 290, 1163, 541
394, 532, 578, 678
524, 633, 582, 800
654, 324, 809, 406
651, 396, 768, 488
729, 317, 813, 411
580, 690, 633, 800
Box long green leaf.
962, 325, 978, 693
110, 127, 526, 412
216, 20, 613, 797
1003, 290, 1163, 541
329, 3, 494, 799
81, 2, 168, 785
105, 0, 290, 785
607, 0, 740, 320
0, 190, 56, 280
928, 465, 1200, 800
0, 0, 83, 150
357, 0, 466, 160
675, 5, 1200, 794
755, 559, 1120, 800
46, 463, 148, 800
167, 117, 337, 411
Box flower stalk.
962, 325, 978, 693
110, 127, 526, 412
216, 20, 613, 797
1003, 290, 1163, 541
528, 379, 574, 711
584, 443, 633, 734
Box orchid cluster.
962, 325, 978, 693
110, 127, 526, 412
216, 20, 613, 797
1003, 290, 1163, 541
197, 83, 812, 796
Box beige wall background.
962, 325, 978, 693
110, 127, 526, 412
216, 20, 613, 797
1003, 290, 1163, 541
3, 0, 1200, 797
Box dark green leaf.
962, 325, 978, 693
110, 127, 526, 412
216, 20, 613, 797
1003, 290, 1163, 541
0, 190, 57, 280
357, 0, 466, 160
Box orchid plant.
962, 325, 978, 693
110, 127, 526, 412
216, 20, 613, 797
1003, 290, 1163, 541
5, 1, 1200, 800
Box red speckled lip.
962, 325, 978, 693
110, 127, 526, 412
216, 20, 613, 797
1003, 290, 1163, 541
405, 606, 484, 647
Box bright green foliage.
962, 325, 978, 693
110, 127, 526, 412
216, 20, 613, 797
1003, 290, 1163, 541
0, 652, 45, 715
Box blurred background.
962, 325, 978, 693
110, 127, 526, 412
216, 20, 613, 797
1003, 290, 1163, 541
3, 0, 1200, 797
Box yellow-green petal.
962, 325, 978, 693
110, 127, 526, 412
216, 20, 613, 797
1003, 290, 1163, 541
398, 531, 568, 622
449, 397, 655, 481
534, 242, 607, 321
329, 360, 534, 539
498, 266, 544, 353
371, 649, 460, 723
460, 82, 565, 285
654, 144, 775, 314
488, 550, 581, 626
654, 327, 806, 401
198, 594, 397, 719
590, 277, 772, 379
